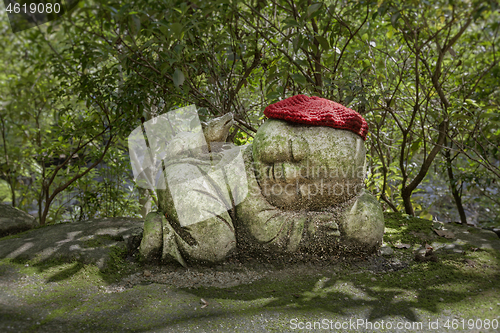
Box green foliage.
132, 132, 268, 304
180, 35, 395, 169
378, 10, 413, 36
0, 0, 499, 226
67, 146, 141, 222
0, 179, 13, 203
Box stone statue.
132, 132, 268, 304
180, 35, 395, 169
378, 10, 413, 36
139, 95, 385, 266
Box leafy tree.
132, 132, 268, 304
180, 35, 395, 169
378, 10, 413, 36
365, 0, 499, 216
1, 0, 499, 227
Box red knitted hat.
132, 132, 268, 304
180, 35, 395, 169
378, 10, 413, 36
264, 95, 368, 140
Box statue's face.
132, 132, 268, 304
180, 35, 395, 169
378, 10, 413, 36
252, 119, 366, 210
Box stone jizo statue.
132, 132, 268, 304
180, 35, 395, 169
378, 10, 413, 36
139, 95, 384, 266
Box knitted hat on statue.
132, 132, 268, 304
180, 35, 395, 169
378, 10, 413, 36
264, 95, 368, 140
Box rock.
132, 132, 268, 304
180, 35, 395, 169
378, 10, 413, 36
380, 245, 394, 256
123, 225, 144, 253
0, 204, 38, 237
483, 227, 500, 239
0, 217, 143, 267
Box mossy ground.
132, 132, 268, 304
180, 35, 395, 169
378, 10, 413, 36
1, 213, 499, 332
383, 212, 452, 245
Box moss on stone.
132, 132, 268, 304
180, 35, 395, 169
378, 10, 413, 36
82, 234, 124, 248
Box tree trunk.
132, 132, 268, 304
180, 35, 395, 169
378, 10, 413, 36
402, 188, 414, 216
444, 146, 467, 225
0, 115, 16, 207
401, 120, 448, 216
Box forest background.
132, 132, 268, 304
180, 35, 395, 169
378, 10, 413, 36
0, 0, 499, 229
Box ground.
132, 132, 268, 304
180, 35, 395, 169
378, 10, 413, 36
0, 213, 499, 332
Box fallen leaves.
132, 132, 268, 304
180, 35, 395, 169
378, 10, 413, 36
464, 259, 477, 267
433, 229, 455, 239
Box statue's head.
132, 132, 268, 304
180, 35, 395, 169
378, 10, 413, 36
252, 95, 368, 211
